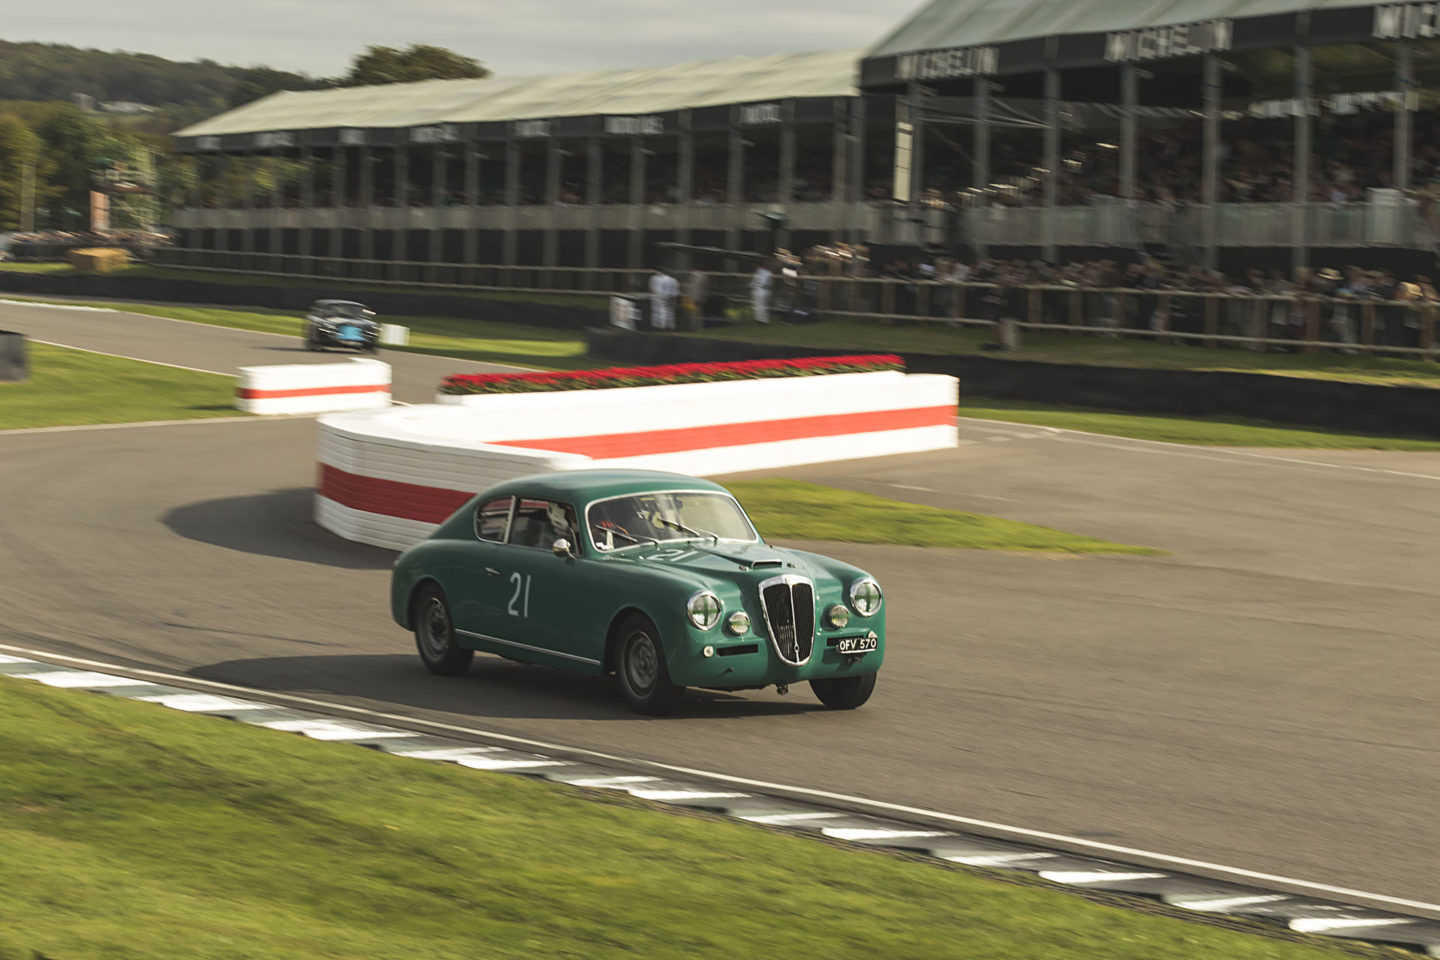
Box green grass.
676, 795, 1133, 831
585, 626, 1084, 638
0, 342, 241, 430
0, 676, 1377, 960
688, 318, 1440, 387
728, 479, 1155, 553
2, 297, 591, 370
0, 260, 612, 309
959, 400, 1440, 450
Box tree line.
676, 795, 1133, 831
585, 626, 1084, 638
0, 43, 488, 231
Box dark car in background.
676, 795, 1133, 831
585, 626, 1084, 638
304, 299, 379, 352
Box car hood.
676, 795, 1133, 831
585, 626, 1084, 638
628, 541, 827, 586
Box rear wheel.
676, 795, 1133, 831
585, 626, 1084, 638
810, 672, 876, 709
413, 584, 472, 676
615, 613, 683, 715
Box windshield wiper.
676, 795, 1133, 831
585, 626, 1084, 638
592, 525, 659, 549
656, 517, 720, 543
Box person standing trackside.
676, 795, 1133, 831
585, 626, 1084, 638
649, 267, 680, 330
751, 259, 774, 324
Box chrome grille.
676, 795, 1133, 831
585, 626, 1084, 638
759, 575, 815, 666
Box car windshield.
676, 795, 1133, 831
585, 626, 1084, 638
588, 491, 757, 552
322, 302, 370, 320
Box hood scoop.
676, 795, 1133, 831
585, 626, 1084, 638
748, 559, 784, 569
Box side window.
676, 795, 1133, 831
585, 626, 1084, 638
506, 498, 578, 551
474, 497, 513, 543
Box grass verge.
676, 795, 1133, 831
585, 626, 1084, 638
3, 297, 591, 370
0, 676, 1374, 960
728, 479, 1156, 553
0, 342, 242, 430
686, 318, 1440, 387
959, 400, 1440, 450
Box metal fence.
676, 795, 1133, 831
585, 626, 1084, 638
146, 249, 1439, 358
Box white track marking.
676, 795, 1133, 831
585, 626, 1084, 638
0, 416, 279, 437
28, 339, 233, 376
21, 670, 148, 688
1291, 917, 1416, 933
1040, 870, 1168, 884
260, 719, 418, 741
562, 776, 662, 788
1175, 894, 1292, 912
822, 828, 950, 841
958, 415, 1440, 483
4, 641, 1438, 918
138, 693, 268, 713
628, 789, 750, 802
456, 756, 568, 771
945, 852, 1060, 866
741, 812, 846, 825
0, 298, 116, 312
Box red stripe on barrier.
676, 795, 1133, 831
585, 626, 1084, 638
493, 405, 954, 458
239, 383, 389, 400
318, 464, 473, 524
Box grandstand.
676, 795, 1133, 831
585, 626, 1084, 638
167, 0, 1440, 283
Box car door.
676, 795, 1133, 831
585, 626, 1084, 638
489, 498, 599, 671
449, 495, 513, 641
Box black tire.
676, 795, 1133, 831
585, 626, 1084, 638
413, 584, 472, 676
303, 338, 317, 351
810, 672, 877, 710
614, 613, 683, 715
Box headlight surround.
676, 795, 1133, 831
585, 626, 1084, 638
849, 577, 883, 617
826, 603, 851, 629
726, 610, 751, 635
687, 591, 722, 630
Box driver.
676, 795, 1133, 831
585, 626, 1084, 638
538, 501, 571, 550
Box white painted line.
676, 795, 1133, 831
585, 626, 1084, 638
0, 414, 299, 434
1290, 917, 1415, 933
0, 654, 35, 664
563, 776, 663, 788
741, 812, 847, 825
1041, 871, 1168, 885
139, 693, 267, 713
823, 828, 950, 842
394, 746, 504, 760
260, 719, 418, 741
456, 756, 568, 771
28, 339, 233, 376
628, 789, 750, 802
885, 483, 935, 493
0, 298, 116, 312
945, 852, 1061, 867
4, 641, 1437, 919
24, 670, 150, 689
1175, 894, 1292, 912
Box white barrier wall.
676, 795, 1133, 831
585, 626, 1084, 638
237, 358, 391, 415
318, 370, 958, 549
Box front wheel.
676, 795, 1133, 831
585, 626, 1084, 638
614, 613, 683, 715
413, 584, 472, 676
810, 672, 876, 709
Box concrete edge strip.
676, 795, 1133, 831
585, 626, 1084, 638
0, 650, 1436, 956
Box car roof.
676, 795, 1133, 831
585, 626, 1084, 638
483, 469, 732, 506
311, 299, 369, 308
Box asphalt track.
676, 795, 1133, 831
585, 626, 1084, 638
0, 298, 522, 401
2, 303, 1437, 917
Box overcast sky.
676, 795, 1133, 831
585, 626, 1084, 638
7, 0, 919, 78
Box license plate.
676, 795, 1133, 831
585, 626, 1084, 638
338, 324, 361, 340
835, 634, 877, 655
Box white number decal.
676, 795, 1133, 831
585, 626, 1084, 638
507, 572, 532, 617
650, 548, 701, 563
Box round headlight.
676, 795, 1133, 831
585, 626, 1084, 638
726, 610, 751, 635
826, 603, 850, 629
849, 578, 882, 617
687, 591, 722, 630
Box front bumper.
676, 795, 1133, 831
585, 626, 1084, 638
668, 626, 884, 688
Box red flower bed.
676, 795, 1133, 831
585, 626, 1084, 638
440, 354, 904, 395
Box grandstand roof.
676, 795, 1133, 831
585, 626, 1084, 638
176, 49, 860, 139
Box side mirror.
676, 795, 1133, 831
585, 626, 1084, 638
552, 538, 574, 558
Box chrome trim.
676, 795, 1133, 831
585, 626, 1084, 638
686, 589, 722, 631
849, 576, 883, 617
757, 573, 816, 667
583, 489, 760, 554
456, 628, 601, 667
474, 495, 515, 543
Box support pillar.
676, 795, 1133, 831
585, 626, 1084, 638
543, 139, 561, 267
269, 149, 281, 268
1043, 68, 1060, 264
1292, 45, 1312, 280
332, 146, 346, 268
358, 147, 373, 264
299, 147, 313, 262
727, 106, 744, 259
1119, 65, 1136, 202
1395, 42, 1414, 192
1202, 54, 1221, 270
778, 99, 796, 249
678, 111, 694, 264
430, 146, 446, 270
585, 137, 602, 270
973, 79, 991, 257
629, 137, 646, 270
503, 138, 520, 266
908, 81, 926, 207
464, 144, 480, 265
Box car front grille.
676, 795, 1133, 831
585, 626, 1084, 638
759, 575, 815, 666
